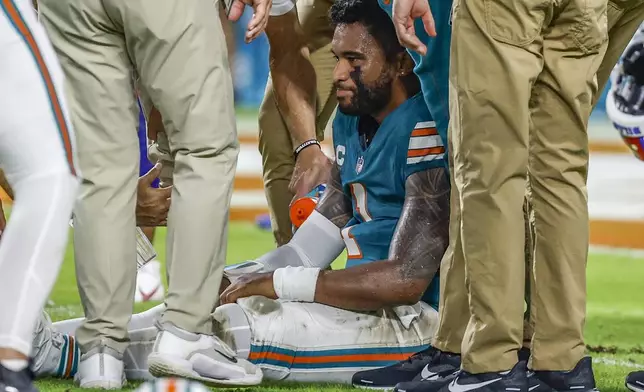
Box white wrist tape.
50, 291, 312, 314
273, 266, 320, 302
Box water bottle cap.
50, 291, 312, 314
289, 197, 318, 228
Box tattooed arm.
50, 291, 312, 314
221, 166, 449, 310
314, 163, 353, 228
313, 167, 450, 311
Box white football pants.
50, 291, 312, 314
53, 297, 438, 384
0, 0, 79, 356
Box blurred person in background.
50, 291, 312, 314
37, 0, 271, 388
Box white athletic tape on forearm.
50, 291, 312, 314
273, 266, 320, 302
289, 210, 345, 268
254, 210, 344, 271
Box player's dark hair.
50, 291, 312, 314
329, 0, 405, 63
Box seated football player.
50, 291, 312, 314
36, 0, 450, 385
606, 23, 644, 392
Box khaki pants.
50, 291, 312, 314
258, 0, 337, 246
433, 1, 644, 368
446, 0, 608, 373
39, 0, 237, 354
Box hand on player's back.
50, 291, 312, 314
136, 163, 171, 227
289, 145, 333, 201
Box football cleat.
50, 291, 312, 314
0, 362, 37, 392
626, 371, 644, 392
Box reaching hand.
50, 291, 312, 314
392, 0, 436, 56
227, 0, 272, 43
289, 145, 333, 201
136, 163, 172, 227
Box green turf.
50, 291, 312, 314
37, 223, 643, 392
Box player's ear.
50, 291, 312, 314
396, 52, 415, 77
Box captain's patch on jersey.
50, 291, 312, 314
407, 121, 444, 164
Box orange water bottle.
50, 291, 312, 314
290, 184, 327, 230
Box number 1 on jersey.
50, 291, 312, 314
349, 183, 372, 222
341, 226, 362, 259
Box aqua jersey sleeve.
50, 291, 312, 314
402, 109, 446, 180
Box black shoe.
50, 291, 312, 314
352, 347, 461, 389
518, 347, 531, 363
526, 370, 554, 392
626, 371, 644, 392
0, 363, 38, 392
436, 361, 528, 392
532, 357, 598, 392
393, 371, 458, 392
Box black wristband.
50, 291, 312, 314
294, 139, 320, 157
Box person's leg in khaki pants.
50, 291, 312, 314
450, 0, 607, 374
527, 5, 607, 373
40, 0, 246, 386
39, 0, 141, 362
258, 0, 337, 246
433, 0, 640, 373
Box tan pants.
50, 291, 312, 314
434, 1, 644, 369
445, 0, 608, 373
39, 0, 237, 354
259, 0, 337, 246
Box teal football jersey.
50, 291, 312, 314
332, 93, 443, 309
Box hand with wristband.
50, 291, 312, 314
289, 138, 333, 204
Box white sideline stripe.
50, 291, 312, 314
593, 358, 644, 369
231, 191, 267, 208
589, 246, 644, 259
587, 305, 644, 317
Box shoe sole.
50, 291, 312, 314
352, 383, 394, 391
148, 353, 261, 388
627, 382, 644, 392
78, 380, 124, 390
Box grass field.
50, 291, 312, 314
37, 223, 643, 392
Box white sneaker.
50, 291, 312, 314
147, 323, 262, 387
134, 260, 164, 303
75, 348, 125, 389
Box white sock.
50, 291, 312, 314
1, 359, 28, 371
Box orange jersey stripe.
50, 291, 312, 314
248, 351, 412, 364
167, 378, 177, 392
2, 0, 76, 175
407, 146, 445, 158
64, 336, 75, 378
411, 128, 438, 137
